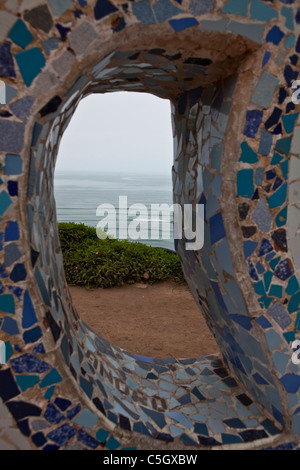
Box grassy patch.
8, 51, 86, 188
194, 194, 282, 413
58, 222, 185, 288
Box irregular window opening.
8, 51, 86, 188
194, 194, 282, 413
54, 91, 218, 359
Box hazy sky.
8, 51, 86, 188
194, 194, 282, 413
55, 91, 174, 175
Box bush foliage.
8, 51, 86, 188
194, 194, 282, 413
58, 222, 185, 288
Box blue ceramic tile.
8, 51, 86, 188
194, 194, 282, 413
153, 0, 181, 22
189, 0, 214, 15
288, 291, 300, 314
8, 19, 33, 49
252, 72, 279, 108
252, 198, 272, 232
281, 7, 294, 30
1, 316, 19, 335
42, 38, 61, 56
47, 423, 76, 446
23, 325, 42, 344
4, 154, 22, 175
7, 181, 18, 197
10, 263, 26, 282
48, 0, 73, 16
0, 368, 20, 402
286, 276, 299, 295
222, 0, 248, 16
262, 51, 271, 67
282, 113, 299, 133
77, 429, 99, 449
275, 136, 292, 156
243, 241, 258, 258
39, 368, 62, 388
239, 141, 258, 163
0, 42, 16, 78
9, 97, 34, 122
169, 17, 199, 32
0, 294, 15, 314
16, 375, 39, 392
74, 409, 98, 428
243, 110, 263, 138
22, 290, 37, 328
10, 353, 51, 374
14, 48, 46, 87
209, 212, 225, 245
227, 21, 265, 43
250, 0, 277, 21
259, 129, 272, 155
237, 169, 254, 198
5, 221, 19, 241
268, 183, 287, 208
0, 121, 24, 154
256, 315, 272, 329
132, 0, 155, 24
266, 26, 285, 45
106, 436, 121, 450
268, 302, 292, 329
280, 374, 300, 393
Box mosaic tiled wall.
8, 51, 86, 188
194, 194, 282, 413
0, 0, 299, 450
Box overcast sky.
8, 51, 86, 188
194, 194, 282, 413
55, 91, 174, 175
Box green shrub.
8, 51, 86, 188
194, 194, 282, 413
58, 222, 185, 288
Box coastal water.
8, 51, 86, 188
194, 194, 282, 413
54, 170, 175, 251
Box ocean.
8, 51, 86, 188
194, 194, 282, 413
54, 171, 175, 251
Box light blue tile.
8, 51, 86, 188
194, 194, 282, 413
250, 0, 277, 22
48, 0, 73, 16
252, 72, 279, 108
227, 21, 265, 43
74, 408, 98, 428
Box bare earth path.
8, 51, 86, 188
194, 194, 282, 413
69, 280, 219, 359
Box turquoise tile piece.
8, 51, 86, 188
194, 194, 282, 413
286, 276, 299, 296
96, 428, 109, 443
106, 436, 121, 450
0, 294, 15, 314
280, 160, 288, 180
271, 153, 283, 165
15, 48, 46, 87
16, 375, 39, 392
74, 409, 98, 428
0, 191, 12, 216
281, 7, 294, 31
39, 368, 62, 388
222, 0, 248, 16
252, 72, 279, 108
284, 34, 295, 49
250, 0, 277, 22
275, 137, 292, 156
268, 183, 287, 209
264, 271, 273, 292
44, 385, 55, 400
282, 113, 299, 134
275, 206, 287, 227
237, 169, 254, 198
269, 284, 283, 298
239, 141, 258, 163
8, 19, 33, 49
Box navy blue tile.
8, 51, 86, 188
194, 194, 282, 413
32, 432, 47, 447
209, 212, 225, 245
94, 0, 118, 20
47, 423, 76, 446
244, 110, 263, 138
274, 258, 293, 280
0, 368, 20, 402
258, 238, 273, 256
10, 353, 51, 374
6, 401, 42, 421
44, 404, 65, 424
54, 397, 71, 411
0, 42, 16, 78
77, 429, 99, 449
239, 429, 268, 442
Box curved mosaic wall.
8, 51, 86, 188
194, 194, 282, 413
0, 0, 299, 450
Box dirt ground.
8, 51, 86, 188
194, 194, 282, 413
69, 280, 219, 359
